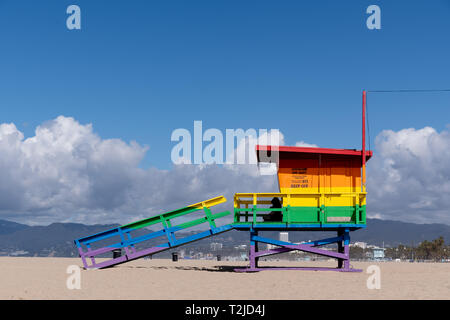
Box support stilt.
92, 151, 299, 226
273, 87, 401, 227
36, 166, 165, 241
337, 229, 344, 269
235, 227, 361, 272
249, 228, 259, 271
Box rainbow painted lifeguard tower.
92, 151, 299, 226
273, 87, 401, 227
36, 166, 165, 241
232, 144, 372, 272
74, 92, 372, 272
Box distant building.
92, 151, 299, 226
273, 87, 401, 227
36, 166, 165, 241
234, 244, 247, 250
193, 252, 204, 259
279, 232, 289, 243
210, 242, 223, 251
9, 250, 29, 256
267, 234, 291, 251
352, 242, 367, 249
371, 247, 386, 260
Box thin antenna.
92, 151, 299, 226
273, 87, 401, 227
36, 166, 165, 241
366, 93, 371, 152
362, 90, 366, 192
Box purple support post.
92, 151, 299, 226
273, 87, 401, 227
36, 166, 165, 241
86, 244, 96, 266
235, 227, 362, 273
78, 247, 88, 269
337, 228, 352, 271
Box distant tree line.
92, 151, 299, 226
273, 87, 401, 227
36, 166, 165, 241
385, 237, 449, 261
348, 237, 449, 261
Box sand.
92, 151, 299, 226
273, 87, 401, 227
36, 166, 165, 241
0, 257, 449, 300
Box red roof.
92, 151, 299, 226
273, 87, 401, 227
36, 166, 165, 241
256, 145, 373, 162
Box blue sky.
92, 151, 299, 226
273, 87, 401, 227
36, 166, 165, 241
0, 1, 450, 225
1, 0, 449, 169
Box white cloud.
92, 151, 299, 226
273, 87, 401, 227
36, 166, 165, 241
0, 116, 149, 224
2, 116, 448, 226
367, 126, 450, 224
0, 117, 279, 225
295, 141, 318, 148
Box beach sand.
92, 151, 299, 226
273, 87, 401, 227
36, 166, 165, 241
0, 257, 449, 300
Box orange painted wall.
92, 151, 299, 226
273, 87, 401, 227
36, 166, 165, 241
277, 157, 362, 193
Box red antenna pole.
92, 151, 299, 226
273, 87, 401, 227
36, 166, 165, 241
362, 90, 366, 192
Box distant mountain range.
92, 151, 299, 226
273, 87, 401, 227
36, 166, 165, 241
0, 218, 449, 257
0, 220, 120, 257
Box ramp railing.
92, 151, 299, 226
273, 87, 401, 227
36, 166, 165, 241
234, 192, 366, 225
74, 196, 232, 269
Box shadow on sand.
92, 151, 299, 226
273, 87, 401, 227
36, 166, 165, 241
116, 265, 244, 273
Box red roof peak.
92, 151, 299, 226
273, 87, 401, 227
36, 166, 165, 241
256, 144, 373, 162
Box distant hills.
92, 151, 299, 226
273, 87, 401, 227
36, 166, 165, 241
351, 219, 450, 247
0, 221, 120, 257
0, 218, 449, 257
0, 219, 29, 235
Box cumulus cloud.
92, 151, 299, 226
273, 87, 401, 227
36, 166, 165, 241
295, 141, 318, 148
1, 116, 448, 226
0, 116, 149, 224
0, 116, 279, 225
367, 126, 450, 224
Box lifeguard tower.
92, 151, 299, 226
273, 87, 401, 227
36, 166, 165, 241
74, 92, 372, 273
233, 91, 372, 272
233, 145, 372, 272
